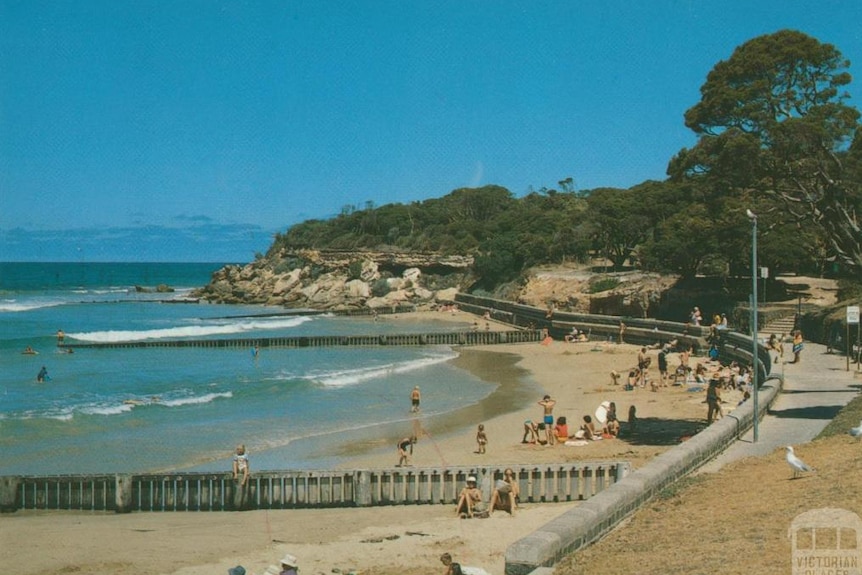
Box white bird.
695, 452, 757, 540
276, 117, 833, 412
849, 419, 862, 438
785, 446, 814, 479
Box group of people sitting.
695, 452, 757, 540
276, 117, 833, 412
522, 401, 621, 445
455, 468, 520, 518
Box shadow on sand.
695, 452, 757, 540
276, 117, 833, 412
619, 416, 707, 446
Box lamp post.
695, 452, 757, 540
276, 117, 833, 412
746, 209, 759, 443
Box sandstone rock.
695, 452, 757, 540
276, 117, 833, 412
272, 269, 303, 295
360, 260, 379, 282
435, 288, 459, 302
403, 267, 421, 282
413, 287, 434, 301
345, 279, 370, 299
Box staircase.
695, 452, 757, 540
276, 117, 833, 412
761, 314, 796, 338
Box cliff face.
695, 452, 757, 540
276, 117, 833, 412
193, 249, 475, 310
512, 266, 679, 318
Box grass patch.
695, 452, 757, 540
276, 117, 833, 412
817, 392, 862, 438
656, 475, 706, 501
588, 276, 620, 293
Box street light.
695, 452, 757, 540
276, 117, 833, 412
747, 209, 759, 443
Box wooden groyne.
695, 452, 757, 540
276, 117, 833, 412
61, 329, 540, 350
0, 462, 630, 513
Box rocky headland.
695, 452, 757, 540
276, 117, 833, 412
192, 249, 681, 317
192, 249, 475, 310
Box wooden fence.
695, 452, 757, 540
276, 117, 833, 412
1, 462, 630, 513
59, 329, 541, 351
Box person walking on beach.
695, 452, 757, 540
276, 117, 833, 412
410, 386, 421, 412
475, 424, 487, 454
538, 395, 557, 445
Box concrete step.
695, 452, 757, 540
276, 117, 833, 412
762, 316, 795, 336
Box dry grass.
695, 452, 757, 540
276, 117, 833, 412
556, 395, 862, 575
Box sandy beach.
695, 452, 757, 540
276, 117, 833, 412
1, 310, 741, 575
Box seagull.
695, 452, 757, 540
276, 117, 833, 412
785, 446, 814, 479
850, 420, 862, 438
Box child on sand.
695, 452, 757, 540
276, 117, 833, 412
522, 420, 539, 444
475, 424, 487, 454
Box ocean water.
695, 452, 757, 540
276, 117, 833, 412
0, 262, 497, 475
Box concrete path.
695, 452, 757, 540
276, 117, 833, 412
699, 341, 861, 473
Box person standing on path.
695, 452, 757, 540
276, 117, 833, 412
790, 330, 804, 364
538, 395, 557, 445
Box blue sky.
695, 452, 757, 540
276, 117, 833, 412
1, 1, 860, 262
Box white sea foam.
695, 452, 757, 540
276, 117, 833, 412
0, 299, 65, 313
68, 316, 311, 343
158, 391, 232, 407
80, 403, 136, 416
15, 406, 75, 421
304, 351, 457, 387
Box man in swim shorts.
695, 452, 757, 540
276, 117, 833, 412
411, 386, 421, 412
538, 395, 557, 445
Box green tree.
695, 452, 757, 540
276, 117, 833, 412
670, 30, 862, 273
585, 187, 650, 270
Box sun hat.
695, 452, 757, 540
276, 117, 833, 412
228, 567, 246, 575
281, 553, 299, 568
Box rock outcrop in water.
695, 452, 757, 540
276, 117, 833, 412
193, 249, 475, 310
